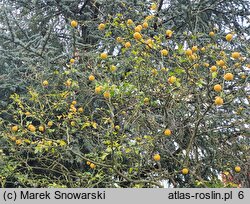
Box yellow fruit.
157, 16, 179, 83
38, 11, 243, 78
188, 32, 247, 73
235, 166, 241, 173
89, 75, 95, 81
209, 31, 215, 37
226, 33, 233, 41
134, 25, 142, 32
125, 42, 131, 48
127, 19, 133, 26
71, 100, 77, 105
28, 124, 36, 132
71, 20, 78, 28
115, 125, 120, 131
110, 65, 117, 72
142, 22, 148, 29
103, 91, 110, 99
100, 52, 108, 59
10, 136, 17, 141
90, 163, 96, 169
65, 79, 72, 87
203, 63, 209, 67
215, 96, 224, 106
231, 52, 240, 59
95, 86, 102, 94
214, 84, 222, 92
185, 49, 192, 56
133, 32, 142, 40
166, 29, 173, 37
38, 125, 45, 132
168, 76, 176, 84
182, 168, 189, 175
86, 161, 91, 165
192, 46, 198, 52
153, 154, 161, 161
217, 60, 225, 67
70, 58, 75, 64
42, 80, 49, 86
25, 111, 31, 116
98, 23, 105, 31
11, 125, 18, 132
151, 3, 157, 10
210, 65, 217, 72
78, 107, 84, 113
116, 37, 123, 43
16, 139, 22, 145
151, 69, 158, 76
164, 129, 171, 136
161, 49, 168, 56
224, 73, 234, 81
144, 97, 150, 104
201, 47, 206, 52
70, 121, 76, 127
47, 121, 53, 127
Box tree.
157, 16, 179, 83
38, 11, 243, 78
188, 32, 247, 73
0, 0, 249, 188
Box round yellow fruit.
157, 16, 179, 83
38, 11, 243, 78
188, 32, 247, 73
116, 37, 123, 43
70, 58, 75, 64
71, 100, 77, 105
151, 3, 157, 10
89, 75, 95, 81
234, 166, 241, 173
142, 22, 148, 29
201, 47, 206, 52
134, 25, 142, 32
209, 31, 215, 37
98, 23, 105, 31
168, 76, 176, 84
47, 121, 53, 127
226, 34, 233, 41
215, 96, 224, 106
153, 154, 161, 161
25, 111, 31, 116
192, 46, 198, 52
90, 163, 96, 169
103, 91, 110, 99
11, 125, 18, 132
217, 60, 225, 66
185, 49, 192, 56
70, 20, 78, 28
95, 86, 102, 94
166, 30, 173, 37
161, 49, 168, 56
125, 42, 131, 48
110, 65, 117, 72
214, 84, 222, 92
127, 19, 133, 26
65, 79, 72, 87
164, 129, 171, 136
28, 124, 36, 132
100, 52, 108, 59
42, 80, 49, 86
38, 125, 45, 132
133, 32, 142, 40
78, 107, 84, 113
151, 69, 158, 76
70, 121, 76, 127
182, 168, 189, 175
224, 73, 234, 81
16, 139, 22, 145
231, 52, 240, 59
210, 65, 217, 72
144, 97, 150, 104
